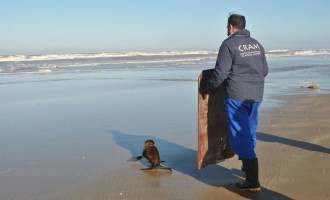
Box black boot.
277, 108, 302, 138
241, 164, 245, 172
236, 158, 261, 192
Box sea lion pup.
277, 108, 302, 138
130, 139, 172, 171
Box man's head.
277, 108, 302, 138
227, 14, 246, 36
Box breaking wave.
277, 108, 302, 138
0, 49, 329, 74
266, 49, 330, 57
0, 51, 217, 62
0, 49, 329, 63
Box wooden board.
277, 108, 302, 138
198, 69, 235, 170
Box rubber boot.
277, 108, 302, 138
241, 164, 245, 172
236, 158, 261, 192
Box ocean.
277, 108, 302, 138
1, 49, 330, 96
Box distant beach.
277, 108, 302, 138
0, 50, 329, 199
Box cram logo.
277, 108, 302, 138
238, 43, 261, 57
239, 43, 260, 52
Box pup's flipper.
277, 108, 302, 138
140, 167, 156, 171
157, 164, 172, 171
139, 165, 172, 171
129, 156, 143, 161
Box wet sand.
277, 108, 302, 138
0, 77, 329, 200
257, 93, 330, 200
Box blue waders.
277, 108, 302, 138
225, 98, 261, 191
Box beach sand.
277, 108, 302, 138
0, 76, 329, 200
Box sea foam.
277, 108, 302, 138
0, 49, 329, 75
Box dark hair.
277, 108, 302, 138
228, 14, 246, 29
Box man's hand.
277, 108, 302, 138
200, 85, 210, 100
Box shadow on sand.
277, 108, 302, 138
258, 132, 330, 154
110, 130, 293, 200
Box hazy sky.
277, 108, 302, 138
1, 0, 330, 55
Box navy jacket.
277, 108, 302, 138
206, 29, 268, 102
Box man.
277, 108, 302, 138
202, 14, 268, 191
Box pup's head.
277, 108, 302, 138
144, 139, 155, 146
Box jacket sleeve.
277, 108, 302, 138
206, 42, 232, 90
261, 48, 268, 77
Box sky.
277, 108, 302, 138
1, 0, 330, 55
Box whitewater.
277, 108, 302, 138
0, 49, 330, 75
